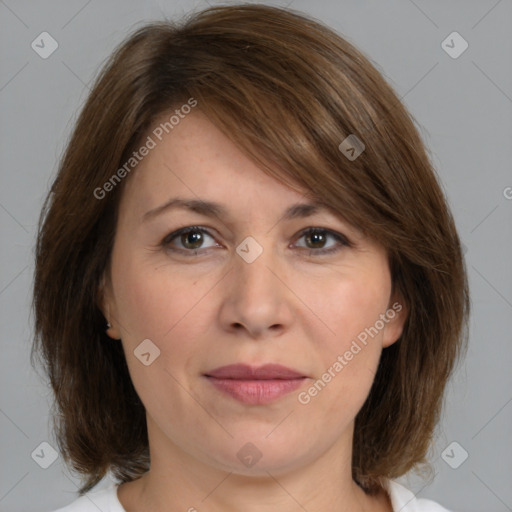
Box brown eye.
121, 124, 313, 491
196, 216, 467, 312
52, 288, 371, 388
163, 226, 218, 254
304, 230, 328, 249
180, 230, 204, 249
294, 228, 351, 255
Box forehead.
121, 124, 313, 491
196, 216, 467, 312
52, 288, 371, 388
120, 110, 319, 218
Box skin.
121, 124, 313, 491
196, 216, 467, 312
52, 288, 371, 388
100, 109, 407, 512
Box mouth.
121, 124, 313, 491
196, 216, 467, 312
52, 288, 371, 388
203, 364, 307, 405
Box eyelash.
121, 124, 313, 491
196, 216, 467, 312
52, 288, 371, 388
161, 225, 352, 257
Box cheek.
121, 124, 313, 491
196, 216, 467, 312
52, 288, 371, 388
111, 259, 214, 406
314, 268, 391, 352
111, 253, 220, 375
300, 268, 391, 411
113, 251, 200, 337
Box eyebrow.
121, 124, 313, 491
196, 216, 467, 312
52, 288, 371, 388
142, 197, 329, 223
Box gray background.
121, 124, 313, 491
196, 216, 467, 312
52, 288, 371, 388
1, 0, 511, 511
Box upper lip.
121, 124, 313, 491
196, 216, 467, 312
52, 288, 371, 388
205, 364, 306, 380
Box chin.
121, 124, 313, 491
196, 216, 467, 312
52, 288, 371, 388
198, 430, 319, 477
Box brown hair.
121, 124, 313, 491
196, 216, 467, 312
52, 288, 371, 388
32, 3, 469, 495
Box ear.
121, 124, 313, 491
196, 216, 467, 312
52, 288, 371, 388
382, 292, 408, 348
97, 271, 122, 340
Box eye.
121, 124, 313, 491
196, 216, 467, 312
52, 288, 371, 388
293, 228, 351, 255
162, 226, 220, 255
161, 226, 351, 257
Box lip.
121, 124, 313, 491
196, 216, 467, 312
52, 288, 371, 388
204, 364, 307, 405
206, 363, 305, 380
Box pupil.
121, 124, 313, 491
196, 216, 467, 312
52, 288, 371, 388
308, 232, 325, 248
183, 231, 203, 249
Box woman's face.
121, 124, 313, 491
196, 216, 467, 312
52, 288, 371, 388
102, 109, 406, 476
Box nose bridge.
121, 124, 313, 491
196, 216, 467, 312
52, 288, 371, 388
234, 234, 279, 300
220, 234, 293, 336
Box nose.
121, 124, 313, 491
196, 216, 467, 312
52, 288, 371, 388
217, 241, 295, 339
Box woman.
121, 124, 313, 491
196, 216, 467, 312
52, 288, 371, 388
33, 4, 469, 511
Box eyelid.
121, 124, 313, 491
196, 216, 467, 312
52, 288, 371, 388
162, 225, 217, 244
293, 227, 352, 249
162, 225, 221, 252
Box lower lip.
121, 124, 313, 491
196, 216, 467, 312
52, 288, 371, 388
206, 377, 305, 405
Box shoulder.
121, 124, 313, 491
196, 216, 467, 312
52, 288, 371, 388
51, 483, 124, 512
384, 479, 454, 512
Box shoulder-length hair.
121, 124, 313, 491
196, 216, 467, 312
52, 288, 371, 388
32, 3, 469, 495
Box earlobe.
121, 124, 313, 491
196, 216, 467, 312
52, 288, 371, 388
382, 298, 408, 348
98, 273, 122, 340
104, 305, 122, 340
